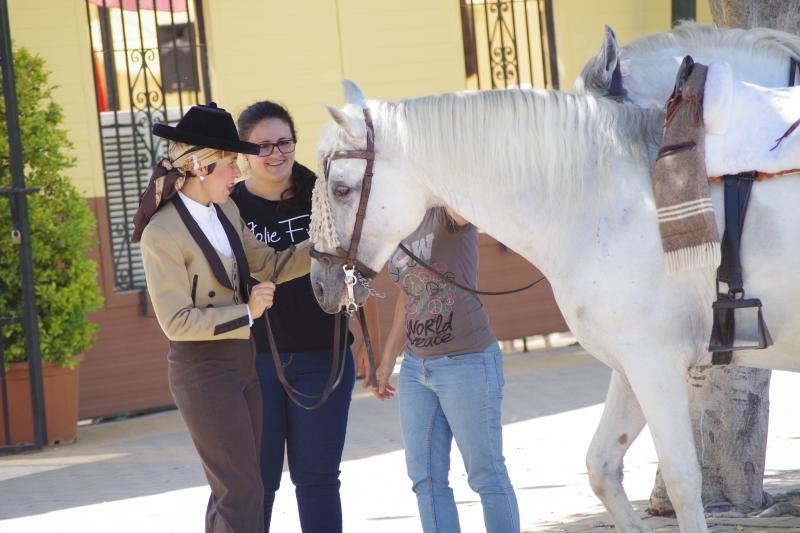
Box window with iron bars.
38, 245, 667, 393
85, 0, 211, 291
459, 0, 559, 90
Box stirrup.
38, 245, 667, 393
708, 295, 773, 362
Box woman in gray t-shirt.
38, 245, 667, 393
371, 207, 520, 533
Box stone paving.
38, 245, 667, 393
0, 346, 798, 532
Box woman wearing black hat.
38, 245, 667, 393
133, 103, 311, 533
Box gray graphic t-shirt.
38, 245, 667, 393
388, 207, 496, 357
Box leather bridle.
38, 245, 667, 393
270, 106, 380, 407
309, 107, 380, 316
300, 105, 544, 408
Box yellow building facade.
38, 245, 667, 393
553, 0, 713, 84
7, 0, 710, 197
6, 0, 709, 418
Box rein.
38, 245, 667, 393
397, 243, 545, 296
262, 247, 349, 411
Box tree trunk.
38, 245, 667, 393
649, 367, 771, 514
649, 0, 792, 514
709, 0, 800, 33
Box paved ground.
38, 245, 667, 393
1, 346, 798, 532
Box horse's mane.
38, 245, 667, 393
370, 89, 661, 202
624, 21, 800, 60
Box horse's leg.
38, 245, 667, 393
586, 369, 648, 532
626, 359, 708, 533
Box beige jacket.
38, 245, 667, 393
139, 195, 310, 341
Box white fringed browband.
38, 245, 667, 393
309, 173, 342, 251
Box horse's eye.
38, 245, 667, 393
333, 185, 351, 198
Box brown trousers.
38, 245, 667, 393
168, 338, 264, 533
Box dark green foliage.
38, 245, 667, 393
0, 47, 103, 368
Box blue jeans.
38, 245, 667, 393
256, 349, 355, 533
399, 344, 520, 533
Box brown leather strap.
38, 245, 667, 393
357, 306, 378, 389
327, 150, 375, 161
309, 246, 378, 279
264, 107, 376, 410
263, 310, 347, 410
268, 245, 296, 284
262, 245, 348, 410
274, 107, 374, 409
344, 108, 376, 268
770, 116, 800, 151
397, 243, 545, 296
317, 107, 377, 283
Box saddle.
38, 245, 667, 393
659, 56, 800, 363
703, 61, 800, 178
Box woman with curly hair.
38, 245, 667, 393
231, 100, 378, 533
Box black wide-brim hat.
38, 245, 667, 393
152, 102, 259, 155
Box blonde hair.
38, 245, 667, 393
167, 141, 234, 176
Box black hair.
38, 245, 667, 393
237, 101, 313, 206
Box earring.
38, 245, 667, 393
191, 155, 205, 181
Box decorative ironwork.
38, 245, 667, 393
85, 0, 211, 291
460, 0, 559, 90
1, 0, 47, 452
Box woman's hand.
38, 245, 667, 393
371, 353, 397, 401
247, 281, 276, 318
357, 344, 374, 388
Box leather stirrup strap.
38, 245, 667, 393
718, 173, 755, 293
711, 172, 756, 366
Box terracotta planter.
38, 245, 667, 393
0, 354, 84, 447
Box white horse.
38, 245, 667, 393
309, 30, 800, 533
572, 21, 800, 527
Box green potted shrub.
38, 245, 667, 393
0, 47, 103, 446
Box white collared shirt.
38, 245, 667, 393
178, 192, 252, 325
178, 191, 233, 258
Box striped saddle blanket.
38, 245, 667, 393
652, 57, 800, 274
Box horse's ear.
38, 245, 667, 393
342, 80, 366, 107
324, 104, 367, 146
602, 25, 620, 73
579, 25, 620, 93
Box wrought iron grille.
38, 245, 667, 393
85, 0, 211, 291
460, 0, 559, 90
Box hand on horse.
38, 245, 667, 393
247, 281, 276, 319
370, 356, 397, 401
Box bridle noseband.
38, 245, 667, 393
309, 106, 378, 315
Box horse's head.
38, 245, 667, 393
577, 23, 800, 108
310, 81, 428, 314
576, 24, 688, 108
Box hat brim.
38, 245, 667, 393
152, 123, 260, 155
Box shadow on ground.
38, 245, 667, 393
0, 347, 610, 520
343, 347, 610, 461
531, 474, 800, 532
